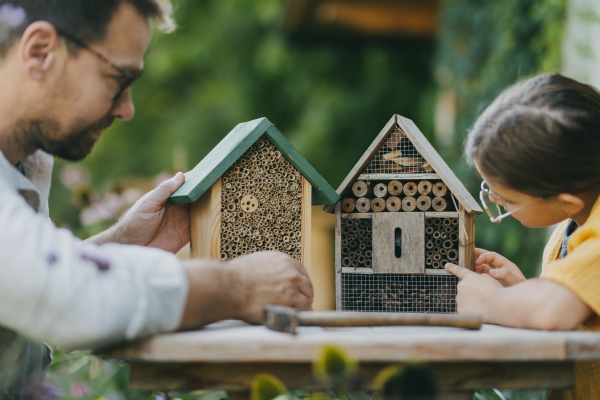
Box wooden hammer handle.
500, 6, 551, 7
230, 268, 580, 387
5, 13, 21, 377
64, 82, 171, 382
298, 312, 482, 330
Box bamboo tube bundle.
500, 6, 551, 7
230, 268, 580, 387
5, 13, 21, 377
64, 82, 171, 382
374, 183, 388, 198
386, 196, 402, 212
341, 218, 373, 268
388, 180, 403, 196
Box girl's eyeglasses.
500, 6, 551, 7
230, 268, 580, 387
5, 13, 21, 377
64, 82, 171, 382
480, 180, 542, 223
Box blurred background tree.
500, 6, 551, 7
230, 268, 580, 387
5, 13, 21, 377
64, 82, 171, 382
46, 0, 576, 397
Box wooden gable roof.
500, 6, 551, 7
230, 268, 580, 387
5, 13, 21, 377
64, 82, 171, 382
169, 117, 340, 206
323, 114, 483, 214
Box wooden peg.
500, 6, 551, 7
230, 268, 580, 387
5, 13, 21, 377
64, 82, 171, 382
386, 196, 402, 212
432, 182, 448, 197
371, 198, 386, 212
387, 180, 403, 196
356, 197, 371, 213
402, 196, 417, 212
416, 195, 432, 211
403, 182, 418, 197
352, 181, 373, 197
418, 180, 432, 195
341, 198, 356, 212
374, 183, 388, 198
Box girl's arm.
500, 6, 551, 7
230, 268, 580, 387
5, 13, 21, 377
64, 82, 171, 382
446, 264, 593, 330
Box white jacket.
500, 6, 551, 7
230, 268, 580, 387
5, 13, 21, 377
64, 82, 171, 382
0, 149, 188, 351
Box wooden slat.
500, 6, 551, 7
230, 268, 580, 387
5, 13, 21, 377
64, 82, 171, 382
323, 115, 397, 213
130, 360, 573, 391
358, 173, 440, 180
372, 213, 424, 274
425, 212, 459, 218
458, 204, 476, 271
341, 213, 372, 219
105, 322, 578, 362
301, 177, 312, 272
169, 117, 339, 206
190, 178, 221, 259
397, 116, 483, 215
335, 203, 342, 310
342, 267, 452, 275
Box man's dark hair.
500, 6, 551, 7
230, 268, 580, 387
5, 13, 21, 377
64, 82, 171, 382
0, 0, 174, 57
466, 73, 600, 198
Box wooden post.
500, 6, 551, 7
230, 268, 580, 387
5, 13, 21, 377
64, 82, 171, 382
335, 202, 342, 311
458, 204, 476, 271
190, 178, 221, 259
301, 177, 312, 273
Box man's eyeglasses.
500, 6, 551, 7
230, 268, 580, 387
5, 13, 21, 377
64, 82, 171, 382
480, 180, 542, 223
55, 28, 142, 101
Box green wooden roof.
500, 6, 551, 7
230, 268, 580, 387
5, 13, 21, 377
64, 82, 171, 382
169, 117, 340, 205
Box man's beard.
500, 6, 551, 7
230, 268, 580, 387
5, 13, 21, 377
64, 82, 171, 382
16, 115, 115, 161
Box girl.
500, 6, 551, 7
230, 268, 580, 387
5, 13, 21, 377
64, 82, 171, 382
445, 73, 600, 400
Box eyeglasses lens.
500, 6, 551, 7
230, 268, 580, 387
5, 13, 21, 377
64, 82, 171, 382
481, 190, 503, 220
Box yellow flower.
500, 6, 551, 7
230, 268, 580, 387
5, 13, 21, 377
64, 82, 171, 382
251, 373, 287, 400
312, 345, 357, 380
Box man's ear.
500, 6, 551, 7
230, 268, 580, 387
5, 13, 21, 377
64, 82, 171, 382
556, 193, 585, 217
19, 21, 60, 81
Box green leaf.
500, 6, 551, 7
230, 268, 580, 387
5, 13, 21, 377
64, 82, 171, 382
312, 345, 357, 380
251, 374, 288, 400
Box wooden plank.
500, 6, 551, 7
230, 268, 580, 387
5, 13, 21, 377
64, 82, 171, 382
323, 115, 398, 214
397, 116, 483, 215
335, 203, 342, 311
425, 212, 459, 218
190, 178, 221, 259
301, 177, 312, 273
372, 213, 424, 274
458, 204, 476, 271
265, 125, 339, 206
358, 173, 440, 180
104, 322, 577, 362
130, 361, 573, 391
342, 213, 373, 219
170, 117, 339, 206
341, 267, 452, 275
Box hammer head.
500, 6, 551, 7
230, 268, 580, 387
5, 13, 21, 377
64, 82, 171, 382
263, 306, 299, 335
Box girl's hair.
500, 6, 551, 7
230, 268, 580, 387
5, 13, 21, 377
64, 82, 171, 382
466, 73, 600, 198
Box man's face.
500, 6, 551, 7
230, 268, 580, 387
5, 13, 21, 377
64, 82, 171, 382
21, 2, 151, 161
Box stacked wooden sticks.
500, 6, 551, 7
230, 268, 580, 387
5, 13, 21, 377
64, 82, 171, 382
425, 217, 459, 269
343, 275, 457, 313
341, 180, 452, 213
341, 219, 372, 268
220, 137, 303, 262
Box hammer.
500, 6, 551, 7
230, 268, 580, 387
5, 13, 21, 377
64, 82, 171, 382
263, 306, 482, 335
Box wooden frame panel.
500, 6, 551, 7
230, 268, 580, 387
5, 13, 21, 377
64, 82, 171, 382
458, 204, 476, 271
301, 177, 312, 272
372, 213, 425, 274
335, 203, 342, 311
190, 178, 221, 259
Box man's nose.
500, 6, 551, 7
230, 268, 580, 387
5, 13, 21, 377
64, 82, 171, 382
110, 90, 135, 121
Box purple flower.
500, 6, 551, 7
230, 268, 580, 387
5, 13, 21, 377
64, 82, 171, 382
81, 252, 111, 272
45, 252, 59, 265
0, 4, 26, 28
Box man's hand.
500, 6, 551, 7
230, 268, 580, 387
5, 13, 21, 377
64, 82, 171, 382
179, 251, 313, 329
474, 248, 526, 287
89, 173, 190, 253
445, 263, 503, 319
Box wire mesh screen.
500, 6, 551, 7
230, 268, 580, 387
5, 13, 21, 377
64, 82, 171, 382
363, 125, 436, 179
341, 273, 458, 313
425, 217, 459, 269
341, 218, 372, 268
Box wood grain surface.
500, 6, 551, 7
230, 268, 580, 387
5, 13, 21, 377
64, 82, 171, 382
372, 212, 424, 274
190, 178, 221, 259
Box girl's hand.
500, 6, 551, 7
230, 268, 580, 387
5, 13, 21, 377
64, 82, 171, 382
445, 263, 503, 318
474, 248, 526, 287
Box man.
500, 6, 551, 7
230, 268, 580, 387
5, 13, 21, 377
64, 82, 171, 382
0, 0, 313, 397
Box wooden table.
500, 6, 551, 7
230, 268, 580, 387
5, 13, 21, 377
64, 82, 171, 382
104, 321, 600, 399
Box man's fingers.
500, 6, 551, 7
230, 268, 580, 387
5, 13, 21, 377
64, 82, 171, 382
445, 263, 473, 280
152, 172, 186, 202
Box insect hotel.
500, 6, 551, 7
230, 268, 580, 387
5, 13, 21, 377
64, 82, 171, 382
169, 117, 339, 269
324, 115, 483, 314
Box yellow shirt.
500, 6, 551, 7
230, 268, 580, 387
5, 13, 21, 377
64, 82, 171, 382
541, 196, 600, 399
